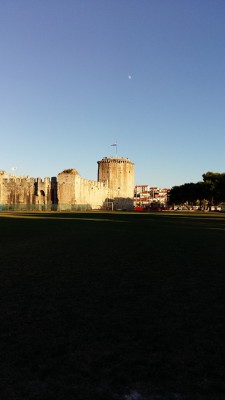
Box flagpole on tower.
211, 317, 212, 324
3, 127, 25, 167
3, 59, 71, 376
110, 142, 118, 157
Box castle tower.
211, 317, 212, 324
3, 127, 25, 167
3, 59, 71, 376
57, 169, 80, 208
97, 157, 134, 199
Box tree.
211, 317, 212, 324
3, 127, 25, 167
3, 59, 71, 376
169, 172, 225, 209
202, 172, 225, 205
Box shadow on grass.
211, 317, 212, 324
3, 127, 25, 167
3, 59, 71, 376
0, 212, 225, 399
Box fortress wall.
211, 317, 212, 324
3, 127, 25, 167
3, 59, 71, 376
76, 177, 109, 209
0, 173, 36, 205
0, 171, 7, 181
57, 171, 76, 206
11, 177, 36, 205
0, 156, 135, 210
0, 178, 9, 204
58, 170, 110, 210
0, 172, 57, 208
35, 177, 53, 205
18, 177, 36, 205
0, 172, 7, 204
51, 177, 58, 205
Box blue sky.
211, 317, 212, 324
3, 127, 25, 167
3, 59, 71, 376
0, 0, 225, 187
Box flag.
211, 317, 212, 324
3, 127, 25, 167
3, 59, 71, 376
110, 142, 118, 156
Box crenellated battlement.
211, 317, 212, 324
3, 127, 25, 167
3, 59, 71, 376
98, 157, 134, 165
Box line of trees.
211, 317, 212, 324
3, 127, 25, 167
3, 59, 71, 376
169, 172, 225, 209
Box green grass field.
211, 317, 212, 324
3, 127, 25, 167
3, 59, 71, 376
1, 211, 225, 400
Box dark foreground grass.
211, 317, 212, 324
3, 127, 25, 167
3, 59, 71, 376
1, 211, 225, 400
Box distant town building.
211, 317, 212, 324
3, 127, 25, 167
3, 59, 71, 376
134, 185, 170, 209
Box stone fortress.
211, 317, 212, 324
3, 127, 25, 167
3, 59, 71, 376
0, 157, 135, 211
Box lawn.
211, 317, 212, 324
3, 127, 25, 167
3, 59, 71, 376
1, 211, 225, 400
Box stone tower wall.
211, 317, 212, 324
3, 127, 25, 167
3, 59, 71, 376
97, 157, 135, 199
57, 170, 76, 206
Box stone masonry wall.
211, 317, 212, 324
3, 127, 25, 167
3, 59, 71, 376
0, 172, 36, 206
57, 169, 109, 210
0, 171, 57, 210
